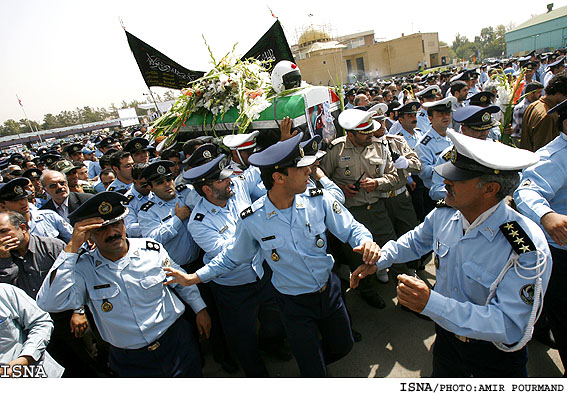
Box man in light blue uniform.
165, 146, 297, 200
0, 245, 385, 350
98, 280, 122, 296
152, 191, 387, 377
468, 91, 501, 141
0, 178, 72, 243
430, 105, 501, 201
514, 98, 567, 375
392, 101, 424, 149
353, 130, 551, 377
123, 163, 151, 238
163, 132, 381, 377
415, 85, 440, 132
183, 153, 288, 376
138, 161, 200, 267
107, 151, 133, 194
36, 192, 210, 377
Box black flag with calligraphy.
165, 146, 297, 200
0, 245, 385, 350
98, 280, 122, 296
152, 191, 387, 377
241, 20, 294, 71
125, 30, 205, 90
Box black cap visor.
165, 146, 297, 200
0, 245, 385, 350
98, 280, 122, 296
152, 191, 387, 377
434, 161, 483, 181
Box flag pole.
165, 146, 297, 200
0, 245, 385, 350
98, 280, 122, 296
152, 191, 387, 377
16, 94, 43, 144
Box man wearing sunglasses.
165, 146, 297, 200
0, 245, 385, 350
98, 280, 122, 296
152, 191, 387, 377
40, 168, 92, 222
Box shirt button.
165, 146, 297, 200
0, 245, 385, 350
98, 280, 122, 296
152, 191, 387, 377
127, 286, 130, 289
454, 287, 458, 292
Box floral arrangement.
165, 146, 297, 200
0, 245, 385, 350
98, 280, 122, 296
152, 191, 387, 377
149, 42, 274, 146
493, 68, 526, 146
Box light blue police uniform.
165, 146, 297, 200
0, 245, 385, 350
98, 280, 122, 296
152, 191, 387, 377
94, 181, 106, 193
123, 189, 152, 238
87, 161, 101, 180
387, 120, 403, 136
416, 108, 431, 133
514, 133, 567, 249
28, 205, 73, 243
197, 189, 372, 295
487, 125, 502, 141
429, 147, 451, 201
415, 128, 453, 188
189, 177, 261, 286
395, 127, 424, 150
36, 238, 206, 350
307, 176, 345, 204
138, 193, 200, 266
375, 200, 551, 344
107, 178, 132, 194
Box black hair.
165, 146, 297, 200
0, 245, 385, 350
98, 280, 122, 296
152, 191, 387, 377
182, 139, 202, 156
161, 149, 179, 161
545, 72, 567, 96
109, 151, 132, 169
100, 168, 115, 178
525, 81, 544, 95
450, 81, 467, 95
131, 163, 148, 180
259, 167, 288, 190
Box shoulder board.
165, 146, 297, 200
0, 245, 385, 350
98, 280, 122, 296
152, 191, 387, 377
420, 135, 431, 145
194, 213, 205, 222
397, 132, 404, 136
500, 221, 536, 254
124, 195, 135, 205
435, 199, 450, 208
414, 128, 422, 132
309, 188, 323, 197
107, 186, 115, 191
386, 134, 403, 140
238, 174, 246, 180
442, 150, 452, 161
175, 184, 187, 192
145, 240, 161, 252
329, 136, 347, 147
140, 201, 155, 212
240, 206, 254, 220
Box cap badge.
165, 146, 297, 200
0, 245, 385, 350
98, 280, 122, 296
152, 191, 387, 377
203, 150, 212, 159
480, 96, 488, 103
298, 144, 304, 158
450, 148, 458, 164
157, 165, 166, 175
376, 109, 383, 116
14, 186, 24, 195
432, 89, 438, 95
98, 201, 113, 215
135, 142, 142, 150
311, 140, 318, 151
219, 160, 225, 170
411, 105, 417, 111
481, 112, 491, 122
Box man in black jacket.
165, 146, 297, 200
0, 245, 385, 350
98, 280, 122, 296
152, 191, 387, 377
39, 170, 92, 221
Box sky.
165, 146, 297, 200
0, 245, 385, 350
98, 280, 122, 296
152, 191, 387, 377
0, 0, 558, 124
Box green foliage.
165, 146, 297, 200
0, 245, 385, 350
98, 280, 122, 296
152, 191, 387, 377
451, 25, 506, 62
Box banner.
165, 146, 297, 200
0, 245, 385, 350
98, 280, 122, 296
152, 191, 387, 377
125, 31, 205, 90
241, 20, 295, 70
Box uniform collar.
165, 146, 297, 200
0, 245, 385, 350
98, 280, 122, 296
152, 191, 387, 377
93, 240, 135, 271
202, 196, 226, 215
263, 194, 305, 220
151, 194, 177, 206
428, 127, 448, 140
452, 201, 504, 242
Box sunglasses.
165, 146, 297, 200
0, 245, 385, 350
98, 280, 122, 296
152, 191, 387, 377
46, 180, 67, 189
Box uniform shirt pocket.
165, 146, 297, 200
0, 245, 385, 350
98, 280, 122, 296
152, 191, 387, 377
462, 261, 497, 302
140, 267, 167, 289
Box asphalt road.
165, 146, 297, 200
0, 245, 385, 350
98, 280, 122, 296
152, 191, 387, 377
202, 259, 564, 378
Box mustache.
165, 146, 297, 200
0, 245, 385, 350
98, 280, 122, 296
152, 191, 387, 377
104, 234, 122, 243
446, 185, 455, 197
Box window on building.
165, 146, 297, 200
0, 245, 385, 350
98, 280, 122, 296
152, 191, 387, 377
356, 57, 365, 72
346, 59, 352, 74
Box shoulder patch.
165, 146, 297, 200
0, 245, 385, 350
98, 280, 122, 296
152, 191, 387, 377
435, 199, 450, 208
194, 213, 205, 222
140, 201, 155, 212
500, 221, 536, 254
309, 188, 323, 197
442, 150, 452, 161
124, 195, 135, 205
240, 206, 254, 219
145, 240, 160, 252
420, 135, 432, 146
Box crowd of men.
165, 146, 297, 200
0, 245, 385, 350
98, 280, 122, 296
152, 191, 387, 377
0, 51, 566, 378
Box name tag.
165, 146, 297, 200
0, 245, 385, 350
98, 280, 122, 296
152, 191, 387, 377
162, 215, 172, 222
340, 156, 351, 161
261, 235, 276, 241
94, 284, 111, 290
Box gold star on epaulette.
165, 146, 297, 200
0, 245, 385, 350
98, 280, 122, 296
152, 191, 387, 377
520, 244, 531, 253
514, 237, 525, 244
504, 223, 514, 230
509, 230, 519, 237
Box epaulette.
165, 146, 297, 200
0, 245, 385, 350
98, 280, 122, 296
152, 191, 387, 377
145, 240, 161, 252
175, 184, 187, 192
309, 188, 323, 197
436, 199, 450, 208
238, 174, 246, 180
140, 201, 155, 212
194, 213, 205, 222
420, 135, 432, 146
329, 136, 346, 149
240, 206, 254, 220
386, 134, 403, 140
442, 150, 452, 161
500, 221, 536, 254
397, 132, 403, 136
107, 186, 116, 191
124, 195, 135, 205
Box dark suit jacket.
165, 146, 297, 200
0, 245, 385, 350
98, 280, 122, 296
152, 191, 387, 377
40, 192, 93, 217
